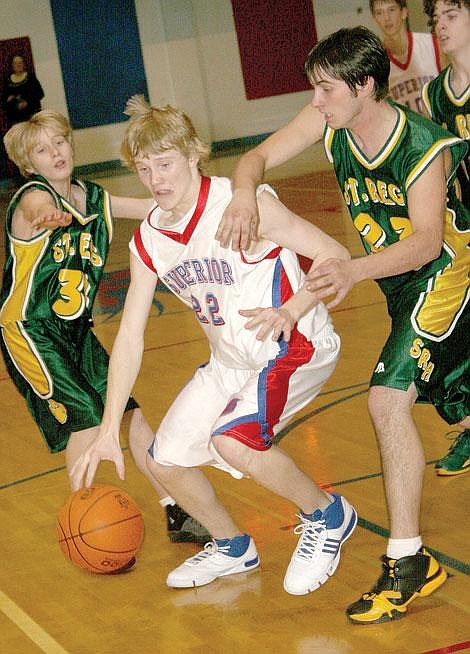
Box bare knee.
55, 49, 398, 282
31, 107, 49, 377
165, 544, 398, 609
368, 386, 392, 427
146, 453, 171, 483
368, 385, 416, 430
128, 408, 154, 451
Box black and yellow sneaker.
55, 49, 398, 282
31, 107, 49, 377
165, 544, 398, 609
166, 504, 211, 544
435, 429, 470, 476
346, 547, 447, 624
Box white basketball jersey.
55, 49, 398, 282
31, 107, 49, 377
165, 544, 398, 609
388, 32, 440, 115
130, 175, 329, 370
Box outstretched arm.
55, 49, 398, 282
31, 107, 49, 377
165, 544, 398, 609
110, 195, 154, 220
216, 103, 325, 251
70, 254, 158, 490
15, 189, 72, 238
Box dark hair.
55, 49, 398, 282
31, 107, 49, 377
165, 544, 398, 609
369, 0, 407, 10
304, 26, 390, 101
423, 0, 470, 25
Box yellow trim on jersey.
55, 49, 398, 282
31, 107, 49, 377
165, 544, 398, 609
0, 236, 50, 325
421, 81, 432, 116
62, 187, 112, 241
405, 136, 463, 190
61, 198, 98, 225
324, 126, 335, 164
443, 67, 470, 107
1, 322, 53, 397
345, 107, 406, 170
103, 190, 113, 243
66, 209, 99, 224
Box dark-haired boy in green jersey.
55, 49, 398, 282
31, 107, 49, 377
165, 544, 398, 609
216, 25, 469, 623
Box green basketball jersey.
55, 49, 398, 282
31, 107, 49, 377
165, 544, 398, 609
0, 175, 113, 326
422, 66, 469, 206
323, 101, 469, 301
422, 67, 470, 139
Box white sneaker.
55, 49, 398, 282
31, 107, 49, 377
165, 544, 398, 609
166, 537, 260, 588
283, 493, 357, 595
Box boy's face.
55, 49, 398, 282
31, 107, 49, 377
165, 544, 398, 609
432, 1, 470, 55
310, 70, 368, 131
135, 149, 199, 217
28, 128, 74, 182
371, 1, 408, 37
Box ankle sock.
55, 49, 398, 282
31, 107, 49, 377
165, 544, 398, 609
214, 534, 250, 557
302, 493, 340, 526
387, 536, 422, 559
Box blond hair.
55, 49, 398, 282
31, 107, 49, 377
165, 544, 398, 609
120, 95, 210, 171
3, 110, 73, 178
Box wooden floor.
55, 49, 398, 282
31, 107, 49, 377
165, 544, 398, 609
0, 162, 468, 654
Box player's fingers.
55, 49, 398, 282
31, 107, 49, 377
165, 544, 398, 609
239, 221, 252, 251
255, 321, 274, 341
305, 276, 330, 292
238, 308, 258, 317
325, 288, 347, 310
115, 456, 126, 481
281, 325, 291, 342
229, 226, 242, 252
70, 472, 82, 492
215, 219, 230, 247
244, 315, 263, 330
84, 455, 100, 489
69, 453, 88, 491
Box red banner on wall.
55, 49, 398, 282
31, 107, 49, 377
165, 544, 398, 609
231, 0, 317, 100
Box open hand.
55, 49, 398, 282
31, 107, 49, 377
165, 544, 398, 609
215, 190, 259, 251
31, 208, 72, 231
69, 432, 125, 491
240, 306, 295, 342
305, 258, 355, 309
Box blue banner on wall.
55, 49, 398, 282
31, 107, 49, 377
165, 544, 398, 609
50, 0, 148, 129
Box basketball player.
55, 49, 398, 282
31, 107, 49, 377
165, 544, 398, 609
0, 109, 209, 545
216, 26, 469, 623
421, 0, 470, 474
370, 0, 441, 113
71, 95, 359, 595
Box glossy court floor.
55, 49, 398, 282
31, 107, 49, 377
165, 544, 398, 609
0, 155, 468, 654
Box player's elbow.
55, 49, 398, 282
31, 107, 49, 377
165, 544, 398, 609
423, 229, 443, 263
413, 228, 443, 269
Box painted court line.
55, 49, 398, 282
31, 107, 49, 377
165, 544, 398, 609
0, 589, 69, 654
421, 641, 470, 654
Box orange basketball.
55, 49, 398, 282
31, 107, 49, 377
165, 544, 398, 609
56, 484, 144, 574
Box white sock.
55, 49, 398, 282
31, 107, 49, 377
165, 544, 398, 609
387, 536, 422, 559
159, 496, 176, 508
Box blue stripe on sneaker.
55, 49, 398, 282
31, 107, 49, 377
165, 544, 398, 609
244, 556, 259, 568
